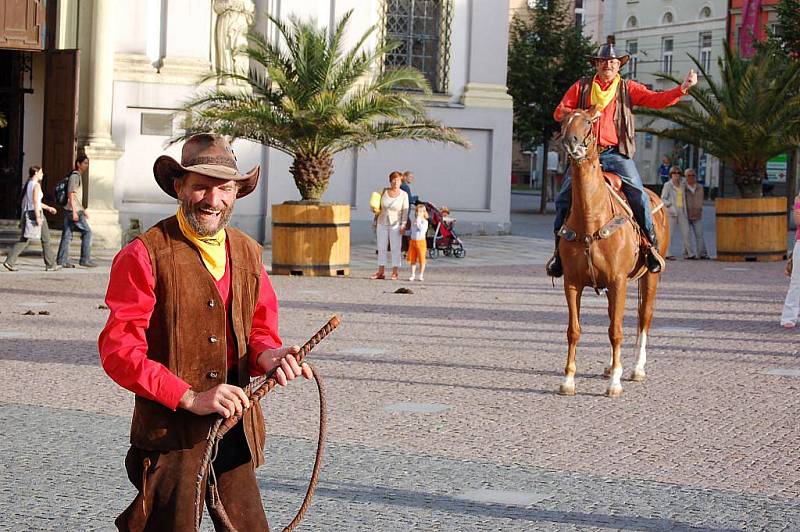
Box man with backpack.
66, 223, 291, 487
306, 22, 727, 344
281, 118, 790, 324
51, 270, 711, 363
57, 155, 96, 268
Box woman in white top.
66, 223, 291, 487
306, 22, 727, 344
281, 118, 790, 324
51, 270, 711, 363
371, 171, 409, 280
3, 166, 59, 271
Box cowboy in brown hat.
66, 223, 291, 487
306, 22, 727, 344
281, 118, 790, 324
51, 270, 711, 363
99, 133, 313, 530
546, 43, 698, 278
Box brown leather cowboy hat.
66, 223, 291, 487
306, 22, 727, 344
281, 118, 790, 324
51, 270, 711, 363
153, 133, 260, 199
590, 43, 630, 68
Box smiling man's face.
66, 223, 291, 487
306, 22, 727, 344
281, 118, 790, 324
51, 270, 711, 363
595, 58, 621, 81
174, 172, 237, 236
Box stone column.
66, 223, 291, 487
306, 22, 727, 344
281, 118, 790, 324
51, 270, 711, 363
460, 0, 513, 108
81, 0, 123, 249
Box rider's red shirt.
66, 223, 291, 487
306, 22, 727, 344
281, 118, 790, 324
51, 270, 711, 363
554, 77, 685, 148
98, 238, 282, 410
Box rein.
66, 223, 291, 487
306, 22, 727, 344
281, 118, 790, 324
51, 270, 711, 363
194, 316, 341, 532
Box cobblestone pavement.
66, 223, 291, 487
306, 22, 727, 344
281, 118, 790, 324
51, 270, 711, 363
1, 214, 799, 530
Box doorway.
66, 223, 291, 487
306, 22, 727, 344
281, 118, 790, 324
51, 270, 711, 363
0, 50, 28, 220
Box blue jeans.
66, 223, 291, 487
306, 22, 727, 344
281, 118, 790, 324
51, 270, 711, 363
57, 210, 92, 265
554, 148, 655, 241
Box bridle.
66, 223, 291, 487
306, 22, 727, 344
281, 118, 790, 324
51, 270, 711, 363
561, 111, 597, 164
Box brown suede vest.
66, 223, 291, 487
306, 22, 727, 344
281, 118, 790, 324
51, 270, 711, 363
131, 216, 267, 467
578, 77, 637, 158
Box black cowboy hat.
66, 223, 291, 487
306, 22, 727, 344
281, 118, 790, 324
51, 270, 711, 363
590, 43, 630, 67
153, 133, 260, 199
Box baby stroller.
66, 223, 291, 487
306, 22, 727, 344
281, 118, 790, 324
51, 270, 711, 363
422, 201, 465, 259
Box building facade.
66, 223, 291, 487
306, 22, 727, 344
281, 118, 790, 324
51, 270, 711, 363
727, 0, 781, 50
612, 0, 727, 189
0, 0, 513, 247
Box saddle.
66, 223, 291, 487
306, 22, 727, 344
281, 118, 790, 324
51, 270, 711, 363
603, 171, 623, 193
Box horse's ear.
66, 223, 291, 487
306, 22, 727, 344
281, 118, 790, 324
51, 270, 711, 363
587, 105, 602, 122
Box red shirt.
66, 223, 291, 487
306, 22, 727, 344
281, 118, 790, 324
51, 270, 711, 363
554, 78, 685, 148
98, 238, 282, 411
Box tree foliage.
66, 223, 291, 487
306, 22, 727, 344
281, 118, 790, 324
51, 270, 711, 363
637, 43, 800, 198
179, 10, 467, 201
776, 0, 800, 57
506, 0, 595, 149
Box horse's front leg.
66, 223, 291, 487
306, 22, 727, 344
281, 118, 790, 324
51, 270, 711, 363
560, 283, 582, 396
605, 280, 627, 398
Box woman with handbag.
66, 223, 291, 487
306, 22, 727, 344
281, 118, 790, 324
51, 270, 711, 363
371, 171, 409, 280
3, 166, 60, 271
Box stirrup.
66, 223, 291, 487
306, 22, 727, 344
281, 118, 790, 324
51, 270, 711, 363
647, 247, 666, 273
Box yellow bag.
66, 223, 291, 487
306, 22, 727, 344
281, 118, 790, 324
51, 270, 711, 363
369, 191, 382, 214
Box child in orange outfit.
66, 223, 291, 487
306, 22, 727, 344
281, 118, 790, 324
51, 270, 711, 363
408, 203, 429, 281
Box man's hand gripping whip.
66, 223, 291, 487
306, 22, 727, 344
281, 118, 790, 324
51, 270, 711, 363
195, 315, 340, 532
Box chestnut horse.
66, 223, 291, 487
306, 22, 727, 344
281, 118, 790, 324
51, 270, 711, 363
556, 107, 669, 397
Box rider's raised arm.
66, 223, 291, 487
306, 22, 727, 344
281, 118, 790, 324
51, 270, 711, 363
627, 79, 685, 109
553, 80, 582, 122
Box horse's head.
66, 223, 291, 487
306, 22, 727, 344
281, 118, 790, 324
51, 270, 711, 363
560, 106, 601, 163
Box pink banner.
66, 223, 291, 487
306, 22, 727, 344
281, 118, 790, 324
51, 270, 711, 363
739, 0, 763, 57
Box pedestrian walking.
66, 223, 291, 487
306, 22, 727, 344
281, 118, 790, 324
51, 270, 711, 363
371, 171, 409, 280
57, 155, 96, 268
660, 166, 692, 260
781, 194, 800, 328
658, 155, 671, 184
684, 167, 709, 260
98, 133, 313, 529
408, 203, 429, 281
3, 166, 60, 271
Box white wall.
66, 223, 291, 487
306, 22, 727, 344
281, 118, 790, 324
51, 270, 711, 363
111, 0, 513, 243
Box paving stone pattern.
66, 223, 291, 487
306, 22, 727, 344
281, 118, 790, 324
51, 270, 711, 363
1, 215, 800, 530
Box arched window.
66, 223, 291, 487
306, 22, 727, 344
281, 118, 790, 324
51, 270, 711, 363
699, 6, 712, 19
662, 12, 674, 24
626, 16, 637, 29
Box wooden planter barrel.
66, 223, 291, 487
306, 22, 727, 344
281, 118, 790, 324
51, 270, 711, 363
271, 203, 350, 276
715, 197, 787, 262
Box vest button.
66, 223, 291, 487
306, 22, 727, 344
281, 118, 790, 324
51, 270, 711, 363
208, 300, 215, 308
207, 371, 219, 379
209, 335, 218, 344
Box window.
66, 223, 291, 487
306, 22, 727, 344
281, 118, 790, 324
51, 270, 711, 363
699, 32, 712, 71
662, 37, 673, 74
384, 0, 452, 93
626, 40, 638, 78
574, 0, 584, 28
626, 16, 637, 29
662, 12, 674, 24
699, 6, 712, 19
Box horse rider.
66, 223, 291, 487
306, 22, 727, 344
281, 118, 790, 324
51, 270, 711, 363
546, 43, 698, 278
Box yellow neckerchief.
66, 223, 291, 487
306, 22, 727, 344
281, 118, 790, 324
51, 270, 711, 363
176, 207, 227, 281
590, 74, 621, 112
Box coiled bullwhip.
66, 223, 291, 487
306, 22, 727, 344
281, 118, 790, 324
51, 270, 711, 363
194, 315, 340, 532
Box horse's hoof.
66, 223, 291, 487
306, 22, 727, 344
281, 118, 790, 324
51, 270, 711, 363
605, 386, 623, 398
559, 383, 576, 396
602, 367, 611, 379
630, 369, 646, 382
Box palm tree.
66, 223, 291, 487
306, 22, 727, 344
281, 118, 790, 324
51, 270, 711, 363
180, 10, 467, 202
637, 43, 800, 198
